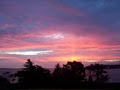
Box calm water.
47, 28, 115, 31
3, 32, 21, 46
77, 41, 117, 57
0, 68, 120, 83
106, 69, 120, 83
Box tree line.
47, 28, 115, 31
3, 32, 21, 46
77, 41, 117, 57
0, 59, 115, 89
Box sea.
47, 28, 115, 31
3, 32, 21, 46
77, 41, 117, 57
0, 68, 120, 83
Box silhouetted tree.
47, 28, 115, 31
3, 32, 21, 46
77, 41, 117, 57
24, 59, 34, 71
62, 61, 86, 83
14, 59, 111, 89
52, 63, 62, 86
0, 75, 10, 89
53, 63, 62, 78
52, 61, 86, 87
15, 59, 51, 88
86, 63, 109, 83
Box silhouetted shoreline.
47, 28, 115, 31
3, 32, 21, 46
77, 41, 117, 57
0, 60, 120, 90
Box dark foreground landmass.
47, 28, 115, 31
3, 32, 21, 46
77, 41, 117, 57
0, 60, 120, 90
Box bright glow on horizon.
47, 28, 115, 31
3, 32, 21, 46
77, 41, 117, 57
58, 56, 85, 62
104, 60, 120, 62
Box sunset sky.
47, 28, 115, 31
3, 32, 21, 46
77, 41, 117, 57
0, 0, 120, 68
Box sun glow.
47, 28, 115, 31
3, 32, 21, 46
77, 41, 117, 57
59, 56, 83, 62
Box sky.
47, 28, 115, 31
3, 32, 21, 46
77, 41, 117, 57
0, 0, 120, 68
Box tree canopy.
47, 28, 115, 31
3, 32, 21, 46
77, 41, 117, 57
14, 59, 110, 88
